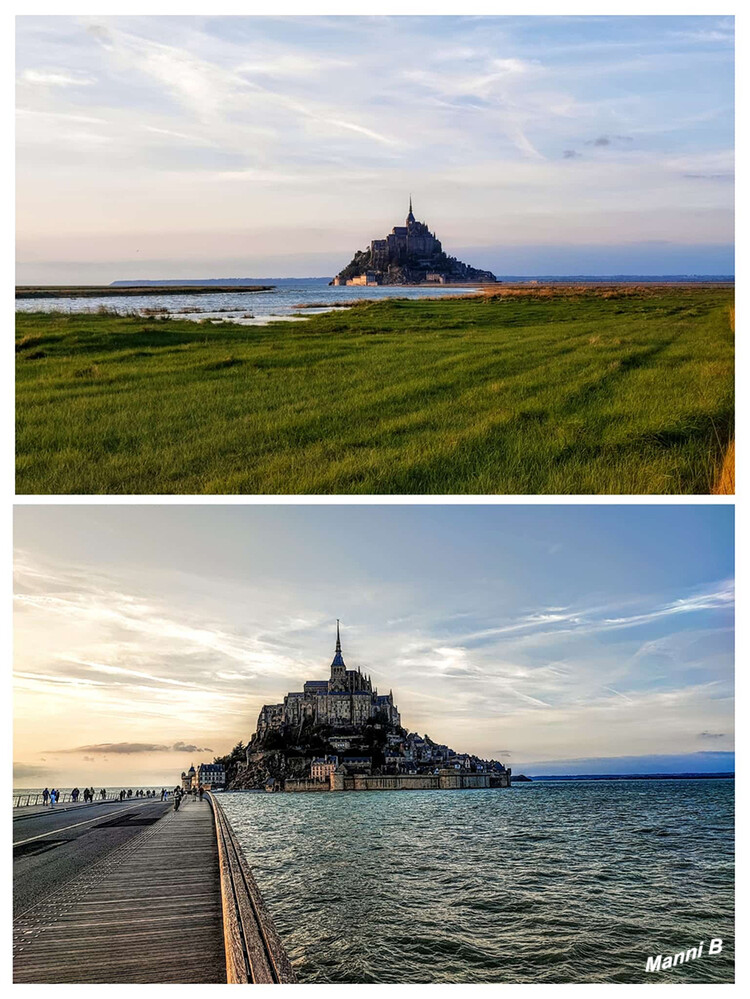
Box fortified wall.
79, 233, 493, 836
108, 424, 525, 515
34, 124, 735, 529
283, 769, 510, 793
283, 778, 332, 793
332, 770, 495, 791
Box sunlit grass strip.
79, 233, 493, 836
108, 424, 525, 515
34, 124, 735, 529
15, 285, 734, 495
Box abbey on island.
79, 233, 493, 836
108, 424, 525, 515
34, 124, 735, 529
331, 199, 497, 287
228, 621, 512, 793
255, 620, 400, 735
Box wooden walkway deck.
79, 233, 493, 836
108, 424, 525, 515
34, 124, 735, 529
13, 797, 227, 983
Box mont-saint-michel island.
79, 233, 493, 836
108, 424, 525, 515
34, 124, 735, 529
330, 198, 497, 287
207, 622, 511, 794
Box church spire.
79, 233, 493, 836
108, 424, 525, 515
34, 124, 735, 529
331, 619, 345, 668
406, 195, 415, 225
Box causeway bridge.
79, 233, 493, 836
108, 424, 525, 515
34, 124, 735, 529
13, 793, 294, 984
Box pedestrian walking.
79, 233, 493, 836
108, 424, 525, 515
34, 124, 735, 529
42, 787, 49, 806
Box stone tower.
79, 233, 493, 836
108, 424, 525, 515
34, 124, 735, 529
329, 619, 347, 691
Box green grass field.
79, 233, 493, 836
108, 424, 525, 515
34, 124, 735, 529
16, 286, 734, 494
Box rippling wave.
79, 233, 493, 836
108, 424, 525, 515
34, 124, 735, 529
220, 780, 734, 983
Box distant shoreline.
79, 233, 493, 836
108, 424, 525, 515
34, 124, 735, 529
15, 285, 275, 299
517, 772, 734, 782
15, 275, 734, 300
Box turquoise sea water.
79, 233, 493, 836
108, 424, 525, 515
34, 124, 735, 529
219, 779, 734, 984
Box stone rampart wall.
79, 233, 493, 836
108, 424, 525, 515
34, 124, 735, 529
284, 779, 330, 793
328, 770, 495, 792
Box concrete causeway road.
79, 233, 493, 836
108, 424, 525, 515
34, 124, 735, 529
14, 795, 227, 983
13, 795, 172, 917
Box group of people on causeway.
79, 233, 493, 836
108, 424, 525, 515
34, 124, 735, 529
70, 787, 104, 803
41, 787, 105, 805
40, 786, 170, 805
115, 788, 161, 800
36, 786, 209, 809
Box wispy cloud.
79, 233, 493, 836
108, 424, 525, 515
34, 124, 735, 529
49, 741, 213, 754
20, 69, 95, 87
16, 108, 108, 126
602, 582, 734, 628
86, 22, 399, 148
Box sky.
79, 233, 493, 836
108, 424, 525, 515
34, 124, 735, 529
15, 15, 734, 283
13, 504, 734, 786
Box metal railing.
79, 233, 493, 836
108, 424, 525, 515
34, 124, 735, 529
207, 793, 295, 984
13, 790, 171, 808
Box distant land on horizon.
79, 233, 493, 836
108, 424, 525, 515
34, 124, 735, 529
518, 751, 734, 778
521, 772, 734, 781
109, 274, 735, 287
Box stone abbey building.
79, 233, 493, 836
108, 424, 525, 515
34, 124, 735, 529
233, 622, 513, 792
254, 621, 401, 736
331, 198, 497, 286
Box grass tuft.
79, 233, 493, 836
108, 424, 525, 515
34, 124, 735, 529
712, 439, 735, 495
